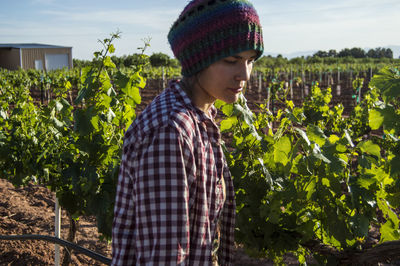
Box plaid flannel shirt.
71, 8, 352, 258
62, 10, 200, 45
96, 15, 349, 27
112, 81, 236, 265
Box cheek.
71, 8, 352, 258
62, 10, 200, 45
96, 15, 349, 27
212, 72, 231, 89
201, 64, 235, 90
204, 68, 227, 85
211, 66, 234, 81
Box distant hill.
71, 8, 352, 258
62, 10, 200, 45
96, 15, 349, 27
263, 50, 315, 59
265, 45, 400, 59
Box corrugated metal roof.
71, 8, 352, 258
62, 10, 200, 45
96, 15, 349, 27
0, 43, 72, 49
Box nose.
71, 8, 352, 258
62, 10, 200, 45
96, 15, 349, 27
235, 61, 252, 83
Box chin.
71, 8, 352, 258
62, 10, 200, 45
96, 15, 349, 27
218, 93, 240, 104
228, 96, 240, 104
222, 99, 238, 104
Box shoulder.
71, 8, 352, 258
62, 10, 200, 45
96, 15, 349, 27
124, 85, 198, 145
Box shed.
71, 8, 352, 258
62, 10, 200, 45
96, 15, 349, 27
0, 43, 73, 71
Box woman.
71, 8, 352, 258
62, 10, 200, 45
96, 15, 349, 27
112, 0, 263, 265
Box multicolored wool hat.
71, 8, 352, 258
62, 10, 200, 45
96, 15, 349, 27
168, 0, 264, 77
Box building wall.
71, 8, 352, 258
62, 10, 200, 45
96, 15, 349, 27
21, 47, 72, 70
0, 48, 21, 70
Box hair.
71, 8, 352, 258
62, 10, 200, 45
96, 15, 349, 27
180, 74, 199, 98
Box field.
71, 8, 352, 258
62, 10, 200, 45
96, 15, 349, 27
1, 70, 320, 265
1, 38, 400, 265
0, 73, 395, 265
0, 75, 292, 265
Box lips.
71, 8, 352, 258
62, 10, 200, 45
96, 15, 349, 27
229, 87, 243, 94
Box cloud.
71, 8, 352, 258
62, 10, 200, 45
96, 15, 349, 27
254, 0, 400, 53
256, 0, 400, 54
39, 8, 178, 32
255, 0, 400, 26
3, 0, 400, 59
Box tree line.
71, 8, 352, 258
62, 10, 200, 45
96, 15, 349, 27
312, 47, 393, 59
73, 47, 399, 71
73, 52, 179, 69
256, 47, 398, 69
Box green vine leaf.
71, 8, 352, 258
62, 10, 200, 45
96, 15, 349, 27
357, 140, 381, 158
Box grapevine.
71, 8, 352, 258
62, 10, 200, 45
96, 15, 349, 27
217, 65, 400, 264
0, 32, 147, 263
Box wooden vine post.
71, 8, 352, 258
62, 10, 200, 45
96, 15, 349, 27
290, 67, 293, 100
337, 65, 341, 96
55, 197, 61, 266
258, 72, 262, 101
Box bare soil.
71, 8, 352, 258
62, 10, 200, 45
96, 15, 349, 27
0, 178, 294, 265
0, 178, 111, 265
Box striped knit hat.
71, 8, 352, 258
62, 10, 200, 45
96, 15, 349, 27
168, 0, 264, 77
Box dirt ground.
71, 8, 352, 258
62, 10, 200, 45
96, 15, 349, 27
0, 178, 110, 265
0, 178, 294, 265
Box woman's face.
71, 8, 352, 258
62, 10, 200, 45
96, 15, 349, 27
192, 49, 258, 111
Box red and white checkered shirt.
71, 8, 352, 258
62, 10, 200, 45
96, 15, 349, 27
112, 81, 235, 265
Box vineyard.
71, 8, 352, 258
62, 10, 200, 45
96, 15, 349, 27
1, 34, 400, 265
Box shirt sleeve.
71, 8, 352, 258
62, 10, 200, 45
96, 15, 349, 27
218, 163, 236, 265
134, 124, 195, 265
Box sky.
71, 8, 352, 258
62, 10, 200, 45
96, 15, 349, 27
1, 0, 400, 60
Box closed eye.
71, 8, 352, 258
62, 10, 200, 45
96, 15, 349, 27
223, 55, 256, 65
224, 59, 237, 64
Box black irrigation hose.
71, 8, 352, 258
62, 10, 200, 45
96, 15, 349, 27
0, 234, 111, 265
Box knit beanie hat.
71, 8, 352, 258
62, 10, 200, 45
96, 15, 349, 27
168, 0, 264, 77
